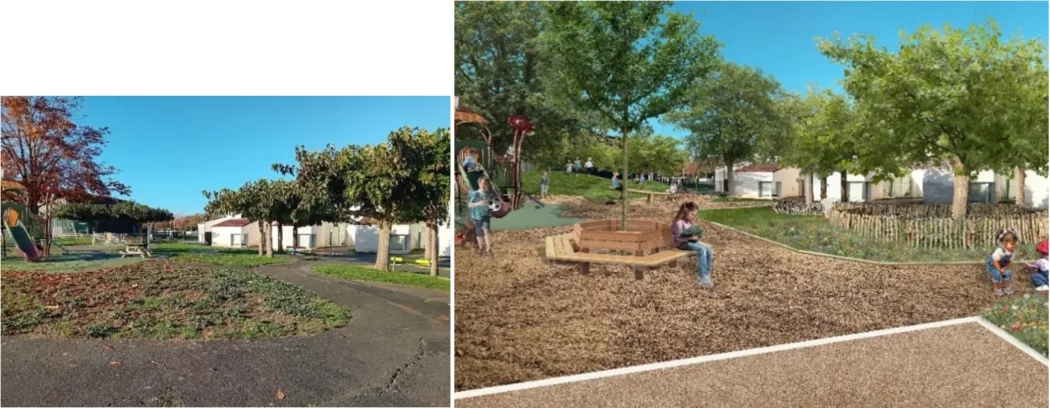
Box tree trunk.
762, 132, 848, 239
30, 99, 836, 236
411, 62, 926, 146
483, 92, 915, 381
375, 219, 392, 271
950, 157, 969, 219
1015, 167, 1026, 207
258, 222, 266, 255
725, 159, 736, 196
803, 171, 814, 205
277, 224, 284, 252
428, 223, 439, 277
839, 170, 849, 202
265, 222, 273, 258
292, 225, 300, 248
620, 127, 629, 231
818, 173, 828, 199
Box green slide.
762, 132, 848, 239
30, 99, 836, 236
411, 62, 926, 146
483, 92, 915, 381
4, 207, 43, 262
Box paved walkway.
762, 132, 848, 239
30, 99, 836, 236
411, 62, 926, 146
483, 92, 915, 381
1, 261, 450, 407
457, 322, 1047, 408
454, 204, 583, 231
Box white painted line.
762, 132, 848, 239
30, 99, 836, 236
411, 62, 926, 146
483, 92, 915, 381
975, 316, 1050, 367
455, 316, 980, 400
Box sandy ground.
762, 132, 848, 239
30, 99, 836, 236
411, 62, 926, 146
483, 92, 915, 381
457, 322, 1049, 408
454, 199, 1036, 391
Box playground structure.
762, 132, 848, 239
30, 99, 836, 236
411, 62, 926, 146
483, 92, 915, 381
545, 219, 695, 280
3, 205, 44, 262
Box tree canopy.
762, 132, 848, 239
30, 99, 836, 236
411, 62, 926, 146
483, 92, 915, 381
539, 1, 721, 228
817, 18, 1048, 216
1, 97, 130, 214
52, 201, 173, 227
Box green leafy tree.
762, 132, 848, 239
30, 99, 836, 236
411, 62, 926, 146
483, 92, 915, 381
277, 127, 448, 271
398, 128, 450, 276
455, 1, 593, 167
818, 18, 1048, 217
539, 1, 721, 228
665, 63, 784, 196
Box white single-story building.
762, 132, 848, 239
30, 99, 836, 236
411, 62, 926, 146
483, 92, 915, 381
197, 214, 241, 244
714, 163, 782, 199
209, 218, 260, 248
346, 220, 453, 256
269, 221, 349, 250
919, 168, 1049, 208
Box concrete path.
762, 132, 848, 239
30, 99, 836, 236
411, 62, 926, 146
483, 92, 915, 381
1, 261, 450, 407
457, 322, 1047, 408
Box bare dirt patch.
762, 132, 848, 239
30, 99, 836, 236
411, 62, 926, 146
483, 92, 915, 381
454, 201, 1023, 391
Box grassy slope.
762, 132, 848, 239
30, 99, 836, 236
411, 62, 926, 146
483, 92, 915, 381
518, 172, 669, 200
699, 206, 1036, 262
315, 264, 450, 291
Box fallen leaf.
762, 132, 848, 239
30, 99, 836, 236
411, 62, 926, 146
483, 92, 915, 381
45, 305, 59, 310
102, 345, 115, 351
110, 360, 122, 366
275, 388, 286, 400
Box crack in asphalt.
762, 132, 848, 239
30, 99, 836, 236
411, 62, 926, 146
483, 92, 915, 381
386, 337, 427, 392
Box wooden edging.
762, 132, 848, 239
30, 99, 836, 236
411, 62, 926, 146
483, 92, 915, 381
705, 220, 1037, 266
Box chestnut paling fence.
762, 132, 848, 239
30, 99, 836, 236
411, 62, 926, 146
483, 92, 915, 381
827, 203, 1048, 249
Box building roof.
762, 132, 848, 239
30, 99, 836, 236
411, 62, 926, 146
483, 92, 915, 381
212, 218, 252, 228
737, 163, 782, 173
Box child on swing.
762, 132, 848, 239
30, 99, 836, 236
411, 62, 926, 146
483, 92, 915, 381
987, 228, 1019, 296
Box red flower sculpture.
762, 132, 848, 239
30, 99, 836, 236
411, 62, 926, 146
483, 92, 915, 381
508, 115, 533, 133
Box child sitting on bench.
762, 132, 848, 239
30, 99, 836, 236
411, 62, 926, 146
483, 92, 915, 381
1029, 239, 1049, 292
671, 201, 714, 289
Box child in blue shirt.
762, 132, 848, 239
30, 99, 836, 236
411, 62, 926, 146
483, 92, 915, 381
987, 228, 1018, 296
467, 177, 495, 256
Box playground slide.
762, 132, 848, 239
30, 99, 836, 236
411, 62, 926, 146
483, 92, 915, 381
456, 161, 510, 218
4, 208, 43, 262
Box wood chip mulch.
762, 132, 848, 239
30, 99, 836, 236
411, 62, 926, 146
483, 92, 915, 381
454, 199, 1031, 391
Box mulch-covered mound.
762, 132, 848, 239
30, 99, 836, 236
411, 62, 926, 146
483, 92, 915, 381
555, 193, 768, 219
454, 201, 1029, 391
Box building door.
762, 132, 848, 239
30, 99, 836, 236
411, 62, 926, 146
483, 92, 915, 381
231, 233, 243, 247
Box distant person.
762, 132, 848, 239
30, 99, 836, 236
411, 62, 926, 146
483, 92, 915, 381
467, 177, 496, 256
540, 171, 550, 199
987, 228, 1018, 296
566, 161, 573, 175
611, 172, 622, 191
1029, 240, 1049, 292
671, 201, 715, 289
668, 180, 678, 200
573, 157, 582, 175
584, 158, 594, 175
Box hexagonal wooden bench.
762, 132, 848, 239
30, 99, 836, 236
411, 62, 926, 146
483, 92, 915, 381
544, 220, 696, 280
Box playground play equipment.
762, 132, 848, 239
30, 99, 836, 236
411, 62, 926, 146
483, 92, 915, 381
4, 206, 43, 262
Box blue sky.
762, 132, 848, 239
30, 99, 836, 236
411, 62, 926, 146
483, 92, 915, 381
651, 1, 1048, 137
80, 97, 449, 214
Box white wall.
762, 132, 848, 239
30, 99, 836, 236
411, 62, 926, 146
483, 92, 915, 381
270, 222, 349, 250
922, 168, 1049, 208
210, 222, 259, 248
197, 214, 239, 243
815, 172, 872, 202
714, 167, 772, 198
347, 221, 447, 255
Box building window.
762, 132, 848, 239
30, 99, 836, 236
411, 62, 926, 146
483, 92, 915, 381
390, 234, 409, 252
847, 182, 870, 202
758, 181, 773, 198
968, 182, 994, 203
1004, 178, 1016, 201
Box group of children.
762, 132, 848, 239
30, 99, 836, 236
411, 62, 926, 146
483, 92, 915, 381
565, 157, 595, 176
987, 228, 1049, 295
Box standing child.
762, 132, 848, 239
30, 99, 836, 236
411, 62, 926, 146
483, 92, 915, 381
987, 228, 1019, 296
611, 172, 622, 191
566, 161, 573, 175
467, 177, 495, 256
573, 157, 582, 176
1029, 240, 1049, 292
540, 171, 550, 199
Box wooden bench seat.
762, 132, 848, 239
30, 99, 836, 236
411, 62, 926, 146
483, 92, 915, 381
544, 233, 696, 279
626, 188, 674, 203
120, 245, 151, 258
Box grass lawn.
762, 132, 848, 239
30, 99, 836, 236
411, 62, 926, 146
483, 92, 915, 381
0, 253, 148, 272
519, 172, 669, 200
982, 294, 1049, 356
711, 196, 770, 202
699, 206, 1036, 262
150, 242, 256, 254
170, 252, 295, 267
53, 236, 93, 246
1, 260, 348, 339
315, 264, 450, 291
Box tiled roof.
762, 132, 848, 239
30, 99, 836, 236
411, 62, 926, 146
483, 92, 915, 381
737, 163, 781, 173
213, 218, 252, 228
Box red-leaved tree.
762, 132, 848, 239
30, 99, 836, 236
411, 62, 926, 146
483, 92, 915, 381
1, 96, 130, 214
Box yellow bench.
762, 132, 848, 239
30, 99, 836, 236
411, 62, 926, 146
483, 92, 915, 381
544, 233, 695, 279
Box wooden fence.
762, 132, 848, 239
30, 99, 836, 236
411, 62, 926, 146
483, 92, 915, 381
828, 204, 1048, 249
